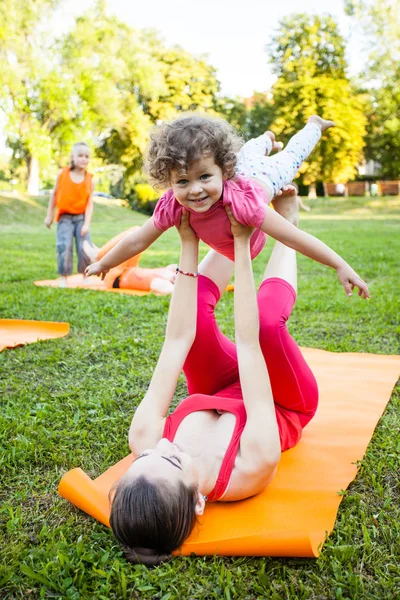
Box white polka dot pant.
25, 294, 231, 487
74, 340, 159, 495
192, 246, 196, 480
236, 122, 321, 198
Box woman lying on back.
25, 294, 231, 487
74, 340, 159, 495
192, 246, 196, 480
110, 196, 337, 565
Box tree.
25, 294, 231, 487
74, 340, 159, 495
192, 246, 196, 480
0, 0, 66, 194
61, 3, 222, 195
269, 14, 347, 80
266, 14, 367, 192
345, 0, 400, 178
345, 0, 400, 76
0, 0, 222, 194
245, 93, 275, 139
59, 2, 157, 182
365, 70, 400, 179
216, 92, 274, 141
147, 42, 220, 122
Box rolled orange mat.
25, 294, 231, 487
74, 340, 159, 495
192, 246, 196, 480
58, 348, 400, 557
0, 319, 70, 351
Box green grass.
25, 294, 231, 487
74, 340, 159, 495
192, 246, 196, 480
0, 193, 399, 599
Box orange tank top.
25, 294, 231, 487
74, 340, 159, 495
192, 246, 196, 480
55, 167, 93, 221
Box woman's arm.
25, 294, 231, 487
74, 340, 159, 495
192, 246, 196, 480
129, 211, 199, 449
81, 180, 94, 236
260, 206, 370, 298
85, 217, 163, 278
226, 208, 281, 493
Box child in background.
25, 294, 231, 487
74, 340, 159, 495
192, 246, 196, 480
85, 115, 369, 299
45, 142, 94, 287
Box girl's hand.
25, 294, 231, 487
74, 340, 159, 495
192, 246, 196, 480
225, 206, 254, 240
44, 216, 53, 229
336, 264, 370, 299
84, 261, 109, 280
177, 209, 197, 242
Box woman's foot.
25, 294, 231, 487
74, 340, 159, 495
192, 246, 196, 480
265, 131, 284, 154
82, 240, 99, 263
308, 115, 335, 132
272, 187, 299, 226
59, 276, 68, 288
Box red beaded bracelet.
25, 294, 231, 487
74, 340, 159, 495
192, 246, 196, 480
175, 267, 199, 278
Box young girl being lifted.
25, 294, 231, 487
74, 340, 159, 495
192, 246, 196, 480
85, 114, 369, 298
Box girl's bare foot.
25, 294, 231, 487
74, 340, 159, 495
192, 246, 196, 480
82, 240, 99, 263
271, 187, 299, 226
308, 115, 335, 132
265, 131, 284, 154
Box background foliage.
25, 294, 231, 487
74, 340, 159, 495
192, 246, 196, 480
345, 0, 400, 179
0, 0, 398, 198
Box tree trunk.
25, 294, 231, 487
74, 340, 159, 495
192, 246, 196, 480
308, 183, 317, 199
27, 156, 40, 196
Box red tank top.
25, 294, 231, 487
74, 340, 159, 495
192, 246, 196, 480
163, 393, 247, 502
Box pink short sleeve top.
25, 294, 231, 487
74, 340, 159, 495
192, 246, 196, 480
152, 177, 269, 261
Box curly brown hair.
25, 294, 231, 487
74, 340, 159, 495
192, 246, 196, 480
145, 114, 243, 189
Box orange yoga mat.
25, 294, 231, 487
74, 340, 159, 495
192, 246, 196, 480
0, 319, 69, 351
35, 276, 234, 296
58, 348, 400, 557
34, 275, 150, 296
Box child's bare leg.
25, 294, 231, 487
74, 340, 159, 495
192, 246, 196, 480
262, 193, 299, 292
84, 227, 142, 266
99, 227, 141, 260
150, 277, 174, 295
83, 240, 99, 262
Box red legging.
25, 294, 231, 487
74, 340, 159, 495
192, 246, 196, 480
183, 275, 318, 429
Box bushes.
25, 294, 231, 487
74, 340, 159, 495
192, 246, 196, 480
128, 183, 160, 215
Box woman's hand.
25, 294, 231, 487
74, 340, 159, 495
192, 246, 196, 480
81, 224, 89, 237
225, 206, 254, 241
176, 209, 197, 242
44, 215, 53, 229
84, 261, 109, 280
336, 264, 370, 299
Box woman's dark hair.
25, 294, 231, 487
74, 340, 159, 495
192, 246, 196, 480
145, 114, 243, 189
110, 475, 198, 566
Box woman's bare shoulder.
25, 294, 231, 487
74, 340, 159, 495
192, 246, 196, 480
220, 457, 278, 502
